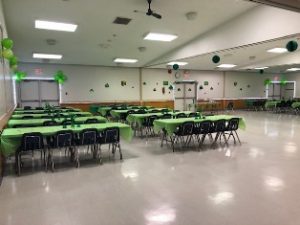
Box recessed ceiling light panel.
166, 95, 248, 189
167, 61, 188, 66
254, 67, 269, 70
114, 58, 138, 63
267, 48, 288, 54
217, 64, 237, 68
33, 53, 63, 59
144, 32, 178, 42
35, 20, 77, 32
287, 68, 300, 72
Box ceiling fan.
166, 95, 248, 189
134, 0, 162, 19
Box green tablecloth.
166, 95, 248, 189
153, 115, 246, 136
98, 106, 155, 116
264, 101, 280, 109
11, 112, 92, 119
13, 108, 81, 114
292, 102, 300, 109
110, 108, 170, 119
0, 122, 133, 156
7, 116, 107, 128
126, 111, 192, 126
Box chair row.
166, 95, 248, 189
161, 118, 241, 152
15, 127, 121, 175
18, 109, 78, 114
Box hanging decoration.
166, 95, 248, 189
121, 81, 127, 86
163, 81, 169, 86
280, 78, 287, 86
2, 49, 13, 59
168, 69, 172, 74
105, 83, 109, 88
172, 64, 179, 70
1, 38, 14, 49
286, 40, 298, 52
14, 71, 27, 83
9, 56, 18, 66
234, 82, 238, 86
199, 85, 203, 90
204, 81, 209, 86
212, 55, 220, 64
264, 78, 271, 86
54, 70, 68, 84
259, 69, 264, 74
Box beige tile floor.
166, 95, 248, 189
1, 111, 300, 225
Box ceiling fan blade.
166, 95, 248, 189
152, 12, 162, 19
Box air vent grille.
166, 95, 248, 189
113, 17, 132, 25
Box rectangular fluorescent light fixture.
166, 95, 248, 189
114, 58, 138, 63
217, 64, 237, 68
35, 20, 77, 32
33, 53, 63, 60
267, 48, 287, 53
287, 68, 300, 72
144, 32, 178, 42
254, 67, 269, 70
167, 61, 188, 66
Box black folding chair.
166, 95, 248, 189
225, 118, 241, 144
160, 114, 172, 119
47, 130, 75, 171
15, 132, 45, 176
193, 120, 214, 147
211, 119, 228, 146
176, 113, 187, 118
188, 112, 198, 118
43, 120, 58, 126
98, 127, 122, 160
22, 116, 34, 120
170, 121, 194, 152
85, 118, 100, 124
142, 115, 158, 137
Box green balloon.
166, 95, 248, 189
173, 64, 179, 70
11, 64, 18, 71
9, 56, 18, 66
212, 55, 220, 64
286, 40, 298, 52
1, 38, 14, 49
2, 49, 13, 59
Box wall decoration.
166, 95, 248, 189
280, 78, 287, 86
177, 88, 181, 92
174, 71, 181, 79
131, 86, 135, 88
89, 89, 94, 93
168, 85, 173, 90
240, 88, 243, 91
162, 87, 165, 94
173, 64, 179, 70
65, 92, 68, 95
234, 82, 237, 86
1, 38, 14, 49
204, 81, 209, 86
168, 91, 171, 94
247, 84, 251, 88
54, 70, 68, 84
210, 87, 213, 91
212, 55, 220, 64
156, 82, 159, 85
168, 69, 172, 74
259, 69, 264, 74
121, 81, 127, 86
286, 40, 298, 52
153, 88, 157, 92
14, 71, 27, 83
188, 88, 192, 92
105, 83, 109, 88
199, 85, 203, 90
143, 82, 147, 85
163, 81, 169, 86
264, 78, 271, 86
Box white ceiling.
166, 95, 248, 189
2, 0, 257, 67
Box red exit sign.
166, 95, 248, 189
34, 68, 43, 75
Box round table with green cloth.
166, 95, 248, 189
153, 115, 246, 136
7, 116, 107, 128
11, 111, 92, 119
110, 108, 170, 119
264, 101, 281, 109
291, 102, 300, 109
0, 122, 133, 157
13, 108, 81, 114
126, 111, 192, 127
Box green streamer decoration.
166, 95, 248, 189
1, 38, 14, 49
14, 71, 27, 83
264, 78, 271, 86
2, 49, 13, 59
54, 70, 68, 84
286, 40, 298, 52
212, 55, 220, 64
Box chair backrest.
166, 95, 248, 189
175, 121, 194, 135
79, 128, 98, 145
41, 115, 52, 119
100, 127, 120, 144
13, 124, 37, 128
62, 120, 72, 126
145, 115, 158, 127
85, 118, 100, 124
23, 106, 32, 110
150, 109, 160, 113
55, 130, 73, 148
176, 113, 187, 119
127, 110, 135, 115
136, 109, 146, 114
20, 132, 44, 151
199, 120, 212, 134
65, 109, 76, 112
188, 113, 198, 118
160, 114, 172, 119
22, 116, 34, 120
43, 120, 58, 126
227, 118, 239, 131
161, 109, 170, 113
75, 113, 85, 117
214, 119, 227, 132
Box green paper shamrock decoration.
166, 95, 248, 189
212, 55, 220, 64
264, 78, 271, 86
9, 56, 18, 66
286, 40, 298, 52
54, 70, 68, 84
2, 49, 13, 59
168, 85, 173, 90
1, 38, 14, 49
14, 71, 27, 83
105, 83, 109, 88
173, 64, 179, 70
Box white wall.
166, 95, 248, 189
0, 0, 14, 119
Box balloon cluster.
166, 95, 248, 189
54, 70, 68, 84
14, 71, 27, 83
1, 38, 19, 71
264, 78, 271, 86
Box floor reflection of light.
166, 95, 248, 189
122, 171, 139, 179
225, 149, 231, 157
209, 192, 234, 205
284, 142, 297, 154
145, 205, 176, 224
264, 176, 284, 191
267, 131, 279, 137
249, 148, 264, 158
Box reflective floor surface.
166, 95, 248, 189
1, 111, 300, 225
